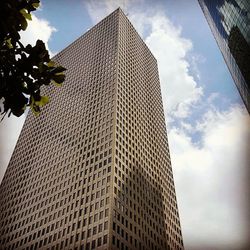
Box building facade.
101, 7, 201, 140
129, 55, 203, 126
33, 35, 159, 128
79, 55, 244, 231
198, 0, 250, 113
0, 9, 183, 250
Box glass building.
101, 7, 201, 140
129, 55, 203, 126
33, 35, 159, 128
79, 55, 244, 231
0, 8, 184, 250
199, 0, 250, 113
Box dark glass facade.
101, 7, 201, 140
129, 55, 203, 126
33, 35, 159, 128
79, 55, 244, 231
199, 0, 250, 113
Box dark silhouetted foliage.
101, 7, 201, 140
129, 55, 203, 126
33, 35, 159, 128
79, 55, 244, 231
0, 0, 66, 119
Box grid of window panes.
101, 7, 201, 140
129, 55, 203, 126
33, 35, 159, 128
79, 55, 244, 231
110, 10, 184, 250
0, 8, 184, 250
0, 9, 119, 250
198, 0, 250, 112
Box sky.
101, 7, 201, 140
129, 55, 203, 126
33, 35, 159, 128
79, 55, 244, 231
0, 0, 249, 249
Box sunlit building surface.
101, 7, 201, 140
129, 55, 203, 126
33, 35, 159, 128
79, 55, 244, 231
199, 0, 250, 113
0, 8, 183, 249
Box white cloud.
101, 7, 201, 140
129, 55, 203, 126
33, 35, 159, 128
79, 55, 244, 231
85, 0, 144, 24
169, 106, 250, 249
207, 92, 220, 104
20, 14, 57, 56
143, 13, 203, 118
180, 121, 194, 133
189, 53, 206, 81
0, 114, 26, 183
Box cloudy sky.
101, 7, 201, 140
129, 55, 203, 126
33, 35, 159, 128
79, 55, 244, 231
0, 0, 249, 249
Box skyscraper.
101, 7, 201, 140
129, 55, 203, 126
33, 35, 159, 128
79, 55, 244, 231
0, 8, 183, 250
198, 0, 250, 113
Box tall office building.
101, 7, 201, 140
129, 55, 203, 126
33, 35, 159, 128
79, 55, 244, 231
0, 8, 183, 250
198, 0, 250, 113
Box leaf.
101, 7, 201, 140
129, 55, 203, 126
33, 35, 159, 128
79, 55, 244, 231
49, 66, 67, 74
38, 96, 49, 106
6, 38, 13, 49
22, 105, 27, 111
52, 74, 65, 84
20, 9, 32, 21
38, 62, 45, 73
47, 60, 55, 67
55, 66, 66, 72
25, 44, 33, 53
32, 2, 40, 8
10, 93, 28, 117
55, 72, 64, 76
30, 97, 40, 116
33, 96, 49, 107
31, 105, 40, 116
20, 18, 28, 31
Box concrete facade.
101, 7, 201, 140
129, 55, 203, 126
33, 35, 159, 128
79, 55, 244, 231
0, 9, 183, 250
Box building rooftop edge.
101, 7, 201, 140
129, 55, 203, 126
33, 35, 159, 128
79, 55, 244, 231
54, 7, 157, 64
